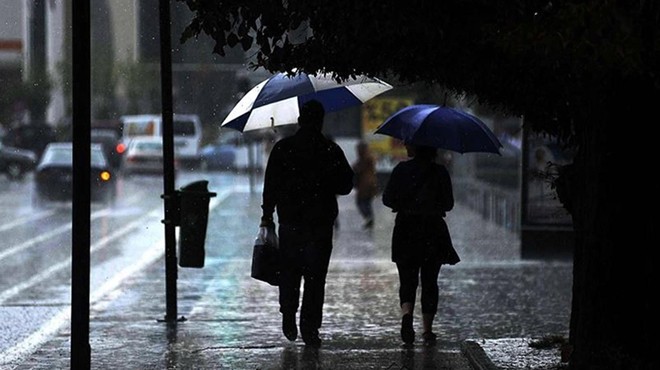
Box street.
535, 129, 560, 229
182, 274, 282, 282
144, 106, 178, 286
0, 170, 220, 363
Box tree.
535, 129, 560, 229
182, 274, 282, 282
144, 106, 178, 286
177, 1, 659, 369
0, 71, 52, 126
115, 61, 161, 114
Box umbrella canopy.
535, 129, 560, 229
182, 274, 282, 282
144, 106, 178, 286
374, 104, 503, 154
222, 71, 393, 132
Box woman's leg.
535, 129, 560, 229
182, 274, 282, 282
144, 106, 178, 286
396, 262, 418, 310
396, 262, 419, 344
420, 260, 441, 341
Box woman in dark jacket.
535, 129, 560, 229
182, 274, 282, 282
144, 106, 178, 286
382, 144, 459, 345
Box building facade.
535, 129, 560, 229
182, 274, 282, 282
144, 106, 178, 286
1, 0, 258, 140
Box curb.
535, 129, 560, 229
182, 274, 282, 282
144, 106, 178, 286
461, 340, 500, 370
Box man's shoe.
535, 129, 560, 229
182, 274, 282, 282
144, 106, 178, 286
282, 313, 297, 341
301, 329, 322, 347
400, 313, 415, 344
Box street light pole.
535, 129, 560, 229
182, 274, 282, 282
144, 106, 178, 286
158, 0, 181, 323
71, 0, 91, 368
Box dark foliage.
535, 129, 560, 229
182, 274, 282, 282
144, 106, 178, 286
178, 0, 659, 144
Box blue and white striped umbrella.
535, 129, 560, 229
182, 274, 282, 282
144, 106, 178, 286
221, 72, 393, 132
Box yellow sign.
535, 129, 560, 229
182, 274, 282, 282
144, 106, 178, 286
361, 97, 413, 167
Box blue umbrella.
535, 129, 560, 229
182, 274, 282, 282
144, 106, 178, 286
374, 104, 503, 154
222, 71, 393, 132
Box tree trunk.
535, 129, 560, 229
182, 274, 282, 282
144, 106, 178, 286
569, 79, 659, 369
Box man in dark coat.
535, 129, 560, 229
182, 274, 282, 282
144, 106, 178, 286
260, 99, 354, 346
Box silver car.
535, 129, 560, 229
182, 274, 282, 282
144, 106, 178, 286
122, 136, 167, 176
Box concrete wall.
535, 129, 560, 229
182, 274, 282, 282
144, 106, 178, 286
46, 1, 65, 124
0, 1, 23, 66
108, 0, 138, 62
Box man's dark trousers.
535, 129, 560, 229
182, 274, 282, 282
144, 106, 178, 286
278, 222, 334, 334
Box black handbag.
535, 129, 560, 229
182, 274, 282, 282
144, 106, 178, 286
251, 225, 280, 286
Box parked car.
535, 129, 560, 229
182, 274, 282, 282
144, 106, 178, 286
1, 122, 58, 160
91, 128, 125, 169
120, 114, 203, 168
32, 142, 117, 207
0, 141, 38, 180
200, 129, 246, 171
200, 141, 237, 171
122, 136, 169, 176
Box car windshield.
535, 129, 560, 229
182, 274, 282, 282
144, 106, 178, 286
41, 144, 107, 167
91, 147, 107, 165
173, 119, 195, 136
91, 130, 119, 144
133, 141, 162, 152
43, 147, 71, 164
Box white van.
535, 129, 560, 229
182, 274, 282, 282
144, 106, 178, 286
119, 114, 202, 167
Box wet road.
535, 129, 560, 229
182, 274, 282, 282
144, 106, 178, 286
0, 171, 225, 363
2, 172, 573, 369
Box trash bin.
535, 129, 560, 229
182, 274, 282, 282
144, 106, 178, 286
177, 180, 217, 268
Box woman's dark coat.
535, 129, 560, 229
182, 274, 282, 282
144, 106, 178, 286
382, 157, 460, 265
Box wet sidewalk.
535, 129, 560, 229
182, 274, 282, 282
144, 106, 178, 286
13, 181, 572, 369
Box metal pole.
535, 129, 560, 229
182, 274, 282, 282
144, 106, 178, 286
248, 141, 255, 192
71, 0, 91, 368
158, 0, 181, 323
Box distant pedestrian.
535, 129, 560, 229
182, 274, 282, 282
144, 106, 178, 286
260, 100, 354, 347
352, 141, 378, 229
382, 143, 459, 345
